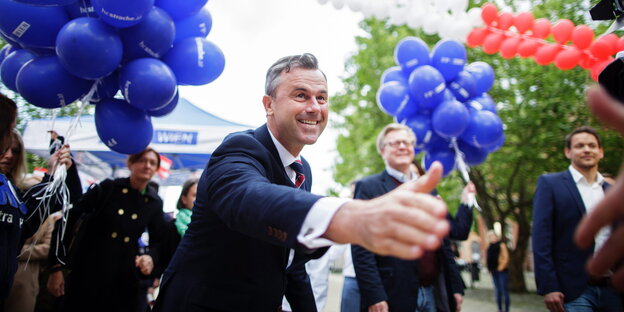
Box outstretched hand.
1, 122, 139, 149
575, 85, 624, 290
325, 161, 449, 260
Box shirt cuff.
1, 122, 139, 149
297, 197, 351, 249
461, 193, 475, 207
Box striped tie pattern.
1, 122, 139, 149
289, 160, 305, 189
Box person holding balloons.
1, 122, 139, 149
351, 123, 475, 312
0, 93, 78, 305
46, 147, 166, 312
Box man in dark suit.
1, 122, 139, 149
351, 123, 472, 312
152, 54, 451, 312
533, 126, 621, 312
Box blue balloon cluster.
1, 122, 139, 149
0, 0, 225, 154
379, 37, 504, 177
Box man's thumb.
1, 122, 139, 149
402, 161, 443, 194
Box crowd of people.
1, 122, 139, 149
1, 53, 624, 312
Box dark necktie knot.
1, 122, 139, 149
289, 160, 305, 189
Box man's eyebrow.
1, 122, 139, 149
292, 87, 328, 95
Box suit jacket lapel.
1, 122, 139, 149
381, 170, 400, 193
562, 170, 586, 215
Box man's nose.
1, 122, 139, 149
306, 98, 321, 112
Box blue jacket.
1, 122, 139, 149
532, 170, 609, 302
153, 124, 326, 312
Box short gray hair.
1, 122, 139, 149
265, 53, 326, 97
376, 123, 416, 155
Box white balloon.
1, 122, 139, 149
422, 13, 439, 35
317, 0, 330, 5
346, 0, 363, 12
332, 0, 345, 10
451, 0, 469, 14
360, 1, 374, 17
372, 1, 389, 20
467, 7, 484, 27
406, 6, 424, 29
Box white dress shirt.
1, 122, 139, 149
568, 166, 609, 252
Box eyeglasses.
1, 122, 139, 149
384, 140, 415, 148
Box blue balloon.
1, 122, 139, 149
431, 39, 467, 82
442, 88, 456, 102
121, 7, 175, 60
91, 72, 119, 103
377, 81, 410, 116
92, 0, 154, 28
0, 0, 69, 49
460, 110, 504, 148
404, 114, 432, 149
381, 66, 408, 85
0, 45, 19, 69
56, 17, 123, 80
466, 61, 495, 94
0, 49, 36, 92
65, 0, 96, 19
432, 100, 470, 138
16, 56, 92, 108
174, 7, 211, 44
457, 139, 489, 166
148, 90, 178, 117
485, 133, 505, 153
424, 148, 456, 177
23, 46, 56, 56
395, 99, 419, 122
394, 37, 430, 76
95, 98, 153, 154
12, 0, 76, 6
155, 0, 207, 20
468, 93, 497, 113
408, 65, 446, 110
448, 71, 477, 102
163, 37, 224, 85
425, 131, 451, 151
119, 58, 177, 110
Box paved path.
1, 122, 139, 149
323, 271, 544, 312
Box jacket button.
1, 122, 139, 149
144, 198, 148, 203
131, 213, 138, 220
111, 232, 118, 238
118, 209, 124, 215
122, 188, 128, 194
123, 236, 130, 243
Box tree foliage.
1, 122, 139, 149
330, 0, 624, 293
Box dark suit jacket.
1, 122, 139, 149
532, 170, 610, 302
153, 124, 326, 312
351, 170, 468, 312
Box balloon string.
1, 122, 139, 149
64, 80, 99, 143
450, 138, 481, 212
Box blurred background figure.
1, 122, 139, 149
487, 230, 510, 312
175, 178, 198, 237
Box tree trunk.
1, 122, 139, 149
508, 210, 531, 293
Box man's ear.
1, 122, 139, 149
564, 147, 571, 160
263, 95, 273, 116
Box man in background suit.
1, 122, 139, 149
532, 126, 621, 312
351, 123, 472, 312
152, 54, 451, 312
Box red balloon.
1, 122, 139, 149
617, 36, 624, 52
497, 12, 514, 30
532, 18, 551, 39
571, 25, 594, 50
466, 28, 489, 47
601, 34, 619, 55
590, 38, 613, 59
500, 37, 520, 59
552, 19, 574, 44
534, 44, 560, 66
518, 38, 540, 57
554, 48, 581, 70
481, 3, 498, 25
482, 33, 505, 54
591, 57, 614, 81
514, 12, 534, 34
579, 52, 595, 69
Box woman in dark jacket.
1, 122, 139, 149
47, 148, 166, 312
487, 230, 510, 312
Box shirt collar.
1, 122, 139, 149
385, 165, 418, 183
568, 165, 604, 185
268, 127, 298, 168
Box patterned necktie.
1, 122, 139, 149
289, 160, 305, 189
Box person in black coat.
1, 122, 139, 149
46, 148, 166, 312
351, 123, 471, 312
